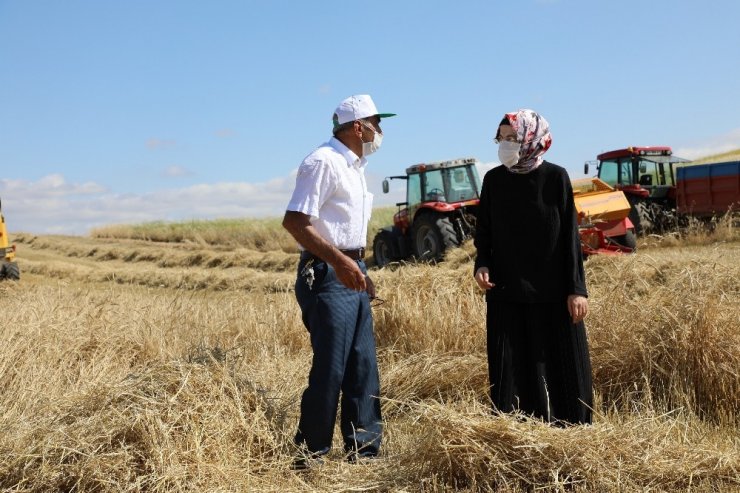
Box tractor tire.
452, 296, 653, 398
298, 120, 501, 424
611, 229, 637, 251
1, 261, 19, 281
373, 230, 399, 268
628, 199, 644, 235
629, 199, 658, 235
651, 205, 679, 233
411, 213, 458, 262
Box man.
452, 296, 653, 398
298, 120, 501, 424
283, 94, 395, 467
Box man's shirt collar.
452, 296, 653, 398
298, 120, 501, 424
329, 136, 366, 169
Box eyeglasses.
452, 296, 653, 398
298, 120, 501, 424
494, 135, 520, 144
359, 119, 382, 134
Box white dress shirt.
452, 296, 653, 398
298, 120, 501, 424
286, 137, 374, 250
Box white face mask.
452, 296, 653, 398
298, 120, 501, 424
498, 140, 521, 168
360, 122, 383, 156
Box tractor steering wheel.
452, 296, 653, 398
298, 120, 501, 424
427, 188, 444, 200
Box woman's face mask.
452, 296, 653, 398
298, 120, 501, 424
498, 140, 521, 168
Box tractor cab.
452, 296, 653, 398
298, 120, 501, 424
404, 161, 481, 204
374, 158, 482, 266
586, 147, 689, 200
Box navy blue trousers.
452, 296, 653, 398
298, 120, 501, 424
294, 257, 382, 456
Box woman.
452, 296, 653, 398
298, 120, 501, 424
474, 109, 593, 425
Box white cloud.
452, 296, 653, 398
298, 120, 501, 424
477, 161, 498, 177
146, 138, 176, 150
161, 165, 193, 178
0, 172, 299, 236
215, 128, 236, 138
1, 174, 107, 199
673, 128, 740, 160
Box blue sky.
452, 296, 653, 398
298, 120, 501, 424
2, 0, 740, 234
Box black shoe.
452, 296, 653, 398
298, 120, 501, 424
291, 454, 325, 471
346, 452, 379, 464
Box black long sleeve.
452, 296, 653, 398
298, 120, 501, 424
473, 162, 588, 303
473, 169, 494, 274
561, 175, 588, 298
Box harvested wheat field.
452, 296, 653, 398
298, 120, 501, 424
1, 217, 738, 492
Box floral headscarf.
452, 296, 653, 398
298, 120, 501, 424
500, 109, 552, 174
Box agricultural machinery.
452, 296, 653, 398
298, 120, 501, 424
584, 146, 690, 233
584, 146, 739, 233
372, 157, 482, 267
0, 197, 20, 280
571, 177, 636, 254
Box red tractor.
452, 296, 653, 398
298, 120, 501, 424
584, 146, 690, 234
373, 157, 481, 267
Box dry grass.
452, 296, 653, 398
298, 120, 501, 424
1, 218, 738, 491
683, 148, 740, 165
638, 212, 738, 250
88, 207, 398, 254
585, 247, 739, 423
90, 217, 298, 253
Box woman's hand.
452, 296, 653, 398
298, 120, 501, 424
475, 267, 495, 290
567, 295, 588, 324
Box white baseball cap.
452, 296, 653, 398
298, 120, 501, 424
332, 94, 396, 128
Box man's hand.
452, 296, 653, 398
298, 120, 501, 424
567, 294, 588, 324
333, 256, 367, 292
475, 267, 495, 290
282, 211, 367, 292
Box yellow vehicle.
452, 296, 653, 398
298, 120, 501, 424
0, 197, 20, 280
571, 177, 636, 255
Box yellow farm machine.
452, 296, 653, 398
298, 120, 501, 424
0, 197, 20, 280
572, 177, 635, 256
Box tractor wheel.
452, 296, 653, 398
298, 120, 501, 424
651, 204, 679, 233
611, 229, 637, 251
373, 230, 398, 268
629, 200, 655, 235
628, 200, 643, 234
3, 261, 19, 280
411, 213, 458, 262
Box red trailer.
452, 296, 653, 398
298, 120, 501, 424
676, 161, 740, 217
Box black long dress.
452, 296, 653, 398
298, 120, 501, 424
474, 161, 593, 424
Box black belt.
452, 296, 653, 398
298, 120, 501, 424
300, 248, 366, 262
